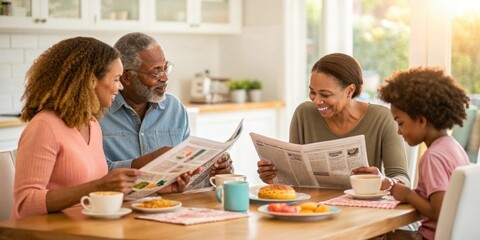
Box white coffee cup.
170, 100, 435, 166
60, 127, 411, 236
209, 174, 247, 188
350, 175, 382, 195
80, 191, 123, 213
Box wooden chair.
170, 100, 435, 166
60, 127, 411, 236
0, 149, 16, 221
435, 164, 480, 240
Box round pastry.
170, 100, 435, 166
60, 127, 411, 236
258, 184, 296, 199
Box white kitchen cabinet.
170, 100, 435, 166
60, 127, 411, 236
89, 0, 147, 31
0, 0, 241, 34
0, 0, 89, 30
188, 107, 282, 187
148, 0, 241, 34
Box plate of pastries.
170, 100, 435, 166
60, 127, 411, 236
249, 184, 311, 203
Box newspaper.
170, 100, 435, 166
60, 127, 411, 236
249, 133, 369, 189
125, 119, 243, 201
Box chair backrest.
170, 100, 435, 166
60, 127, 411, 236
0, 149, 16, 221
477, 147, 480, 164
435, 164, 480, 240
451, 106, 477, 149
404, 144, 419, 188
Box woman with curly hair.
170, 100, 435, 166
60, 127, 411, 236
11, 37, 141, 220
378, 67, 471, 240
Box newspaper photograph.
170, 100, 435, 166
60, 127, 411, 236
249, 133, 368, 189
125, 119, 243, 200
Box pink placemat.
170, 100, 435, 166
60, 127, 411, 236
136, 207, 249, 225
323, 195, 400, 209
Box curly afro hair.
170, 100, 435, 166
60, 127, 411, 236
378, 67, 470, 130
21, 37, 120, 128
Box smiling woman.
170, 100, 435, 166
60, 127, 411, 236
12, 37, 142, 220
256, 53, 410, 190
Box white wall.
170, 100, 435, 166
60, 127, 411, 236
218, 0, 284, 103
218, 0, 288, 141
0, 0, 288, 114
0, 0, 291, 143
218, 26, 284, 102
0, 31, 222, 114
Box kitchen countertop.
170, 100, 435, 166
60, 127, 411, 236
0, 117, 24, 128
184, 100, 285, 113
0, 101, 286, 128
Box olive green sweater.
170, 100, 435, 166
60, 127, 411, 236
290, 101, 410, 185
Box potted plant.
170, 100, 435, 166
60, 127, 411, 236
229, 79, 249, 103
247, 79, 262, 102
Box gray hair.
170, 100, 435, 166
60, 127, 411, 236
114, 32, 160, 70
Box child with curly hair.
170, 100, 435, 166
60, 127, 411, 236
377, 67, 471, 240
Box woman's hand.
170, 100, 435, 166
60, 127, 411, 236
351, 166, 380, 175
257, 160, 277, 184
97, 168, 142, 194
210, 152, 233, 175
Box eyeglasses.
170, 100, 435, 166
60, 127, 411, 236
126, 61, 174, 80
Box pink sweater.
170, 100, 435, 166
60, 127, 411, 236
12, 111, 108, 219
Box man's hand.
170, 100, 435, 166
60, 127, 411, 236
210, 152, 233, 175
132, 146, 173, 169
156, 168, 203, 194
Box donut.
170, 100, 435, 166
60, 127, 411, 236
258, 184, 296, 199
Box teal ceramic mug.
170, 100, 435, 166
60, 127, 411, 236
215, 180, 249, 212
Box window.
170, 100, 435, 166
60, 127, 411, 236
352, 0, 410, 101
305, 0, 410, 102
306, 0, 323, 80
451, 0, 480, 98
304, 0, 477, 102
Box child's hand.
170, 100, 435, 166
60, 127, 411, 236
390, 183, 412, 202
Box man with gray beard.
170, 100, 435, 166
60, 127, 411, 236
100, 32, 234, 193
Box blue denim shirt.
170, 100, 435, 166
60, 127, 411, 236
100, 92, 190, 171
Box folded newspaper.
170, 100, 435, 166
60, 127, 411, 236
249, 133, 369, 189
125, 119, 244, 201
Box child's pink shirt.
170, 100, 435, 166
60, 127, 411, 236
416, 135, 470, 240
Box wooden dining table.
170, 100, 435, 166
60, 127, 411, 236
0, 187, 421, 240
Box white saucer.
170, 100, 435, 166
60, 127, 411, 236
344, 189, 390, 200
81, 208, 132, 219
